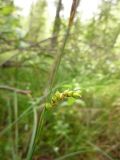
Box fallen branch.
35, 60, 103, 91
0, 85, 31, 95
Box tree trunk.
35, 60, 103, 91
51, 0, 62, 47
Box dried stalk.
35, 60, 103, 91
0, 85, 31, 95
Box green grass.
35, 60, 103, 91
0, 66, 120, 160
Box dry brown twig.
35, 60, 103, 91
0, 85, 31, 95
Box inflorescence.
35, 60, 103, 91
46, 90, 81, 108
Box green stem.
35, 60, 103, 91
26, 1, 79, 159
14, 92, 19, 158
27, 107, 46, 160
26, 104, 38, 160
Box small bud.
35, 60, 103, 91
51, 102, 57, 107
52, 96, 57, 103
67, 91, 73, 97
63, 90, 69, 96
72, 92, 81, 98
59, 93, 64, 100
45, 103, 52, 109
55, 91, 61, 100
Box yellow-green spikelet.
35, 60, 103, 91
50, 90, 81, 107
